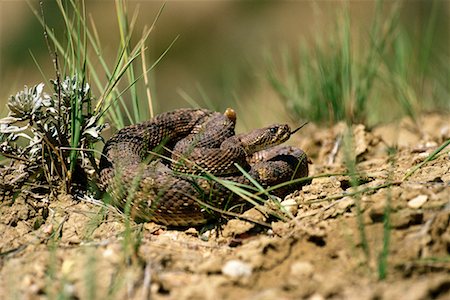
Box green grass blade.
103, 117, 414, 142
403, 138, 450, 181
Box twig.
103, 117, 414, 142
328, 134, 342, 164
141, 263, 152, 300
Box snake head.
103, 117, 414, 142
243, 124, 292, 154
265, 123, 292, 144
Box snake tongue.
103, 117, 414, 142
291, 122, 309, 135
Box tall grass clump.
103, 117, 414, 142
0, 0, 172, 194
267, 0, 448, 126
29, 0, 172, 128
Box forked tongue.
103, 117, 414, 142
291, 122, 309, 135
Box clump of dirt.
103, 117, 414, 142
1, 113, 449, 300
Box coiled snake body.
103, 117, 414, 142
99, 108, 309, 226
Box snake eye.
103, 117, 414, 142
270, 127, 277, 134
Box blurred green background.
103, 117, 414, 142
0, 1, 448, 129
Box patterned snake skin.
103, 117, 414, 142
99, 108, 309, 226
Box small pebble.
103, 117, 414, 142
222, 260, 252, 278
440, 125, 449, 139
184, 227, 198, 236
290, 261, 314, 278
413, 152, 430, 164
280, 199, 298, 216
199, 230, 211, 241
103, 247, 115, 258
61, 259, 75, 276
407, 195, 428, 209
63, 283, 76, 297
309, 294, 325, 300
42, 223, 53, 235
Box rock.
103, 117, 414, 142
407, 195, 428, 209
280, 198, 298, 216
309, 294, 325, 300
412, 152, 430, 164
61, 259, 76, 276
290, 261, 314, 278
184, 227, 199, 236
222, 260, 252, 278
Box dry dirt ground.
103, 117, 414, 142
1, 114, 449, 300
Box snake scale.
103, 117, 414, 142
99, 108, 309, 226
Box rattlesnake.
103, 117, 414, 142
99, 108, 309, 226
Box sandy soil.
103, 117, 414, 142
1, 113, 449, 300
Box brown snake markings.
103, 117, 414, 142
99, 108, 309, 226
